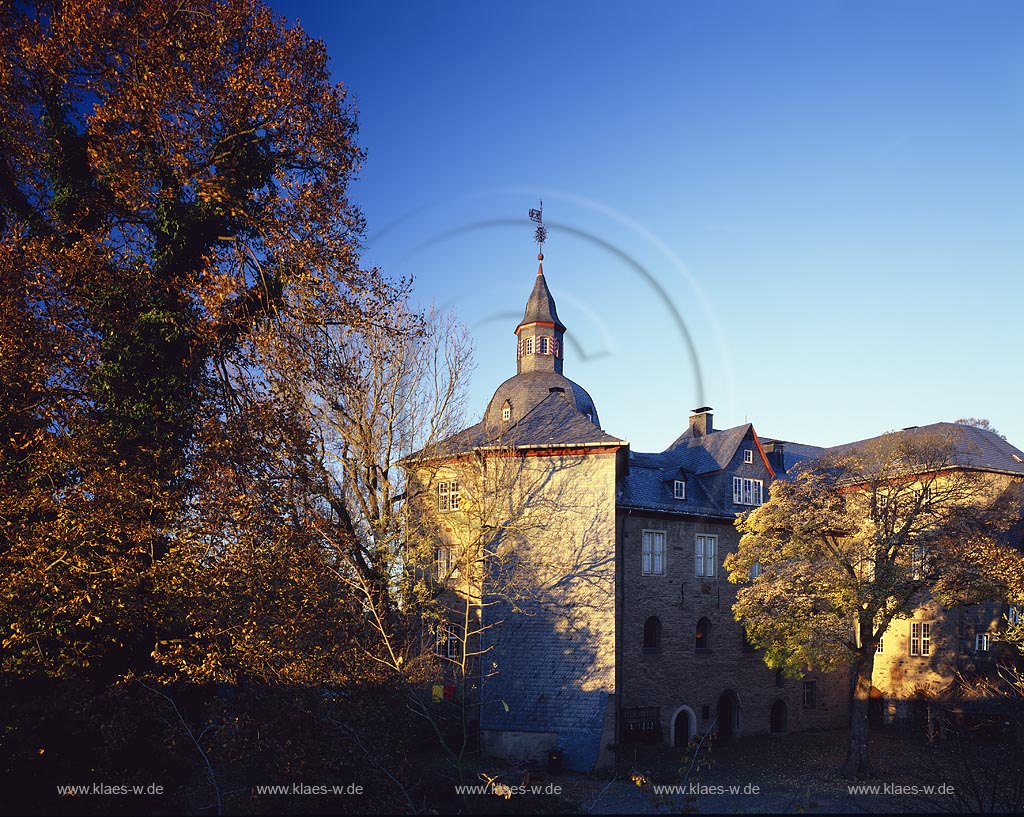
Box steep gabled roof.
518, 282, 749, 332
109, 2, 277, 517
663, 423, 760, 474
618, 422, 774, 516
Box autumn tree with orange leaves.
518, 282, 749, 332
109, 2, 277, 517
0, 1, 437, 811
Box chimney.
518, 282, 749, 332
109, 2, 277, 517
689, 406, 713, 437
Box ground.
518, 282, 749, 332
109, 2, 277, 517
449, 727, 1022, 814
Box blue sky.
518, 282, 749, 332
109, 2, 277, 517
273, 0, 1024, 451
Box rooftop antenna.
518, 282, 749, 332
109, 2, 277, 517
529, 199, 547, 259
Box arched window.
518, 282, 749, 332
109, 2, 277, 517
643, 616, 662, 651
695, 617, 710, 651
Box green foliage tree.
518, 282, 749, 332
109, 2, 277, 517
725, 427, 1024, 780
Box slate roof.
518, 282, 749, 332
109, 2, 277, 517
419, 386, 623, 460
483, 369, 600, 427
759, 438, 827, 475
517, 263, 566, 332
617, 456, 730, 517
826, 422, 1024, 476
617, 423, 763, 517
663, 423, 757, 474
761, 423, 1024, 479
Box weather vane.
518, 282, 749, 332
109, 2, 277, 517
529, 199, 547, 256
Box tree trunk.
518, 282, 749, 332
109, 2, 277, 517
842, 651, 875, 779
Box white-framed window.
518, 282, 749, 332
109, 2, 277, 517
436, 622, 460, 659
802, 680, 816, 709
501, 402, 511, 421
524, 337, 534, 355
975, 633, 991, 652
673, 480, 686, 500
538, 336, 550, 355
910, 621, 931, 656
642, 530, 665, 575
437, 480, 459, 512
876, 636, 884, 653
749, 561, 762, 579
732, 477, 763, 506
743, 449, 753, 464
695, 534, 717, 578
435, 546, 453, 578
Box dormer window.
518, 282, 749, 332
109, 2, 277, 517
501, 401, 511, 422
673, 480, 686, 500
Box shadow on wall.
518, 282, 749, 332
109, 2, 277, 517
475, 453, 618, 772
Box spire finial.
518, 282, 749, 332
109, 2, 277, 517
529, 199, 546, 263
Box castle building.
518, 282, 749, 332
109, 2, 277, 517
797, 424, 1024, 730
407, 251, 1022, 771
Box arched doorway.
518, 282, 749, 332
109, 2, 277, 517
770, 699, 787, 733
716, 690, 740, 740
670, 705, 696, 748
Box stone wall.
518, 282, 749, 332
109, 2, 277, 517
617, 510, 849, 745
477, 449, 620, 771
